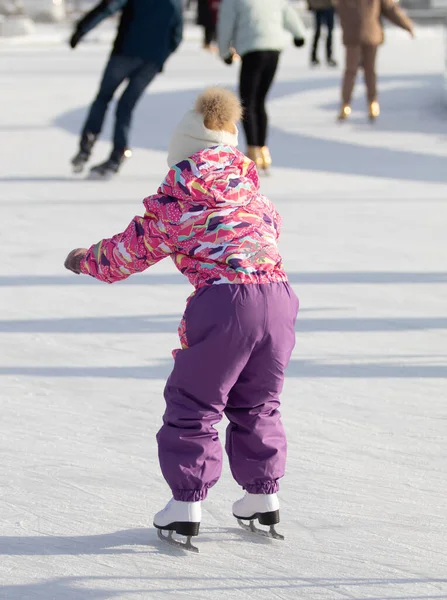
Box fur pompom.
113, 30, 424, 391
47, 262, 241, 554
195, 87, 242, 131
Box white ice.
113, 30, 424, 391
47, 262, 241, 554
0, 22, 447, 600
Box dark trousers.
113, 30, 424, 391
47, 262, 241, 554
82, 55, 158, 153
239, 51, 280, 148
312, 7, 335, 61
204, 23, 216, 46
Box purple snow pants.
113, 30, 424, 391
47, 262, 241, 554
156, 282, 299, 502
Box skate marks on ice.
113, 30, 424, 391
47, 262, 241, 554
1, 271, 446, 287
0, 524, 277, 557
0, 176, 82, 183
0, 528, 162, 557
2, 526, 446, 598
0, 359, 446, 379
1, 314, 447, 334
2, 573, 447, 600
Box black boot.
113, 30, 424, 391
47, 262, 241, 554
89, 148, 132, 180
327, 57, 338, 67
71, 132, 97, 174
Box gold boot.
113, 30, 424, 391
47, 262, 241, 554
260, 146, 272, 173
246, 146, 264, 170
337, 104, 351, 121
368, 100, 380, 121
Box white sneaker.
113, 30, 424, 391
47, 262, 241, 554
153, 498, 201, 537
232, 492, 280, 525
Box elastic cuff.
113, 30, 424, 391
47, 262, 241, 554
245, 480, 280, 495
79, 254, 88, 275
173, 488, 209, 502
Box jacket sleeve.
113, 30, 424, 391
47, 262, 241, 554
75, 0, 127, 37
79, 196, 175, 284
282, 1, 307, 39
217, 0, 237, 58
380, 0, 413, 32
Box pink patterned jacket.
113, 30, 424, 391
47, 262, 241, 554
80, 146, 287, 289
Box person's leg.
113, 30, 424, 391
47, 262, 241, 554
81, 55, 131, 140
239, 52, 263, 149
362, 44, 378, 103
204, 24, 214, 47
209, 22, 217, 44
312, 10, 323, 63
256, 51, 280, 148
325, 8, 335, 63
225, 282, 298, 494
239, 53, 265, 167
157, 285, 263, 502
341, 45, 361, 106
113, 60, 158, 154
201, 0, 214, 48
72, 55, 133, 171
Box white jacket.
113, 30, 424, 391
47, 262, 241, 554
218, 0, 307, 59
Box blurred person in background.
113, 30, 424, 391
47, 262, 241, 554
218, 0, 307, 173
308, 0, 337, 67
197, 0, 220, 52
69, 0, 183, 179
336, 0, 414, 122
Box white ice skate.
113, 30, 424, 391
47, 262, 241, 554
153, 498, 201, 553
233, 492, 284, 540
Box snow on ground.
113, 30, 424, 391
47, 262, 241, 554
1, 24, 447, 600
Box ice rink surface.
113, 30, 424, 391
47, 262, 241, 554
0, 23, 446, 600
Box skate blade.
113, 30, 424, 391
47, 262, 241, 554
237, 519, 284, 540
156, 528, 199, 553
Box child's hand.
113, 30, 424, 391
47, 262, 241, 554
64, 248, 88, 274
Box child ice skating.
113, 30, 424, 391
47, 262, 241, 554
64, 88, 299, 552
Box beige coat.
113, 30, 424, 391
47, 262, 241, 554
336, 0, 413, 46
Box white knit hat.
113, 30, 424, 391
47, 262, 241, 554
167, 111, 239, 168
167, 87, 241, 168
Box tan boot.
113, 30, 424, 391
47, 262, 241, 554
229, 47, 241, 61
368, 100, 380, 121
260, 146, 272, 172
337, 104, 351, 121
246, 146, 263, 170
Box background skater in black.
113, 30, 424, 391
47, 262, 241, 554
70, 0, 183, 179
308, 0, 337, 67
